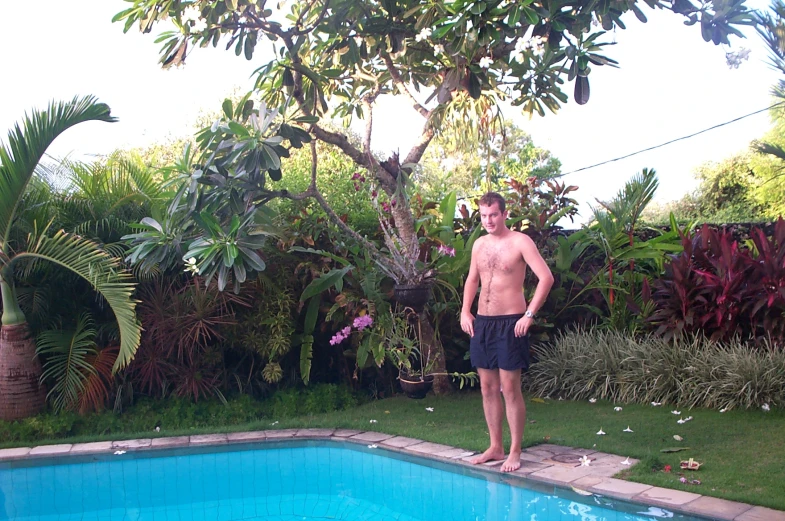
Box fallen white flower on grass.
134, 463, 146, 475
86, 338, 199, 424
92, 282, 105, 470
614, 407, 623, 412
671, 410, 681, 415
720, 408, 728, 413
673, 435, 683, 441
621, 457, 631, 465
425, 407, 434, 412
579, 455, 591, 467
270, 421, 279, 426
651, 402, 662, 407
113, 450, 127, 455
155, 426, 160, 432
589, 398, 597, 403
762, 403, 771, 412
596, 428, 606, 435
368, 444, 378, 449
677, 417, 686, 424
623, 426, 634, 433
369, 419, 378, 423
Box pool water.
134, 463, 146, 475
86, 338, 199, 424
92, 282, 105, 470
0, 440, 708, 521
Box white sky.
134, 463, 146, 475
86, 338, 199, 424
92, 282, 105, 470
0, 0, 781, 220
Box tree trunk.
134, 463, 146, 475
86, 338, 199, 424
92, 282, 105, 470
0, 323, 46, 421
418, 311, 451, 395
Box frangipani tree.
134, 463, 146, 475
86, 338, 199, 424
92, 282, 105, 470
0, 97, 142, 420
115, 0, 752, 392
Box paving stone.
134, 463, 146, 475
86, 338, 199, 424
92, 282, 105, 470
579, 454, 634, 478
528, 463, 597, 484
381, 436, 423, 448
189, 434, 228, 445
511, 460, 552, 476
0, 447, 31, 460
519, 450, 549, 463
227, 431, 267, 442
295, 428, 335, 438
434, 448, 475, 459
29, 444, 73, 456
536, 444, 587, 454
633, 486, 702, 507
572, 476, 653, 499
71, 441, 113, 454
735, 506, 785, 521
681, 496, 753, 521
405, 442, 453, 455
263, 429, 298, 438
150, 436, 190, 448
112, 439, 152, 450
349, 431, 395, 442
332, 429, 361, 437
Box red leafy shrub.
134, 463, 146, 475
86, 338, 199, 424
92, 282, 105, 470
651, 218, 785, 344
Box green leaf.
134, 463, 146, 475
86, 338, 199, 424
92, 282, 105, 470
299, 266, 353, 301
222, 98, 233, 119
660, 447, 691, 453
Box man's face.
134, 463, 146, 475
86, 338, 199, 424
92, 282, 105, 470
479, 203, 507, 235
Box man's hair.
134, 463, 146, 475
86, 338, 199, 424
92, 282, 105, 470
478, 192, 506, 213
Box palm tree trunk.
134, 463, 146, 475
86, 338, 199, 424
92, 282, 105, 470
0, 277, 46, 420
0, 323, 46, 420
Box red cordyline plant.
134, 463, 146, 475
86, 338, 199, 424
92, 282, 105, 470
650, 218, 785, 344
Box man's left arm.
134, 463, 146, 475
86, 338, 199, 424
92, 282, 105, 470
516, 234, 555, 337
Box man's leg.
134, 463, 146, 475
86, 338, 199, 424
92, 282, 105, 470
469, 368, 506, 464
500, 368, 525, 472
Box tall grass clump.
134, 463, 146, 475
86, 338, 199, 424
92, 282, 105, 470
527, 328, 785, 409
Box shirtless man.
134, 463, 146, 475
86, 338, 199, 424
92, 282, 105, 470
461, 192, 554, 472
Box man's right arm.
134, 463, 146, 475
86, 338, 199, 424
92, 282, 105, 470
461, 241, 480, 337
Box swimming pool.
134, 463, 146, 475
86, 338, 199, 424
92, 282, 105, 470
0, 440, 711, 521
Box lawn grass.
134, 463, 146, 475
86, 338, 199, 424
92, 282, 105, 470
3, 392, 783, 511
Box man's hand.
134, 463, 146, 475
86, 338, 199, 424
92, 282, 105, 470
515, 316, 534, 337
461, 311, 475, 337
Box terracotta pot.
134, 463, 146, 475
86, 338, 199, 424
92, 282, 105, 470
0, 323, 46, 421
399, 370, 434, 399
393, 284, 432, 311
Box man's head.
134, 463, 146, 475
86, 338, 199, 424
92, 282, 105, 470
478, 192, 508, 235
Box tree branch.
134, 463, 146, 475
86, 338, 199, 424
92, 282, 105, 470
382, 53, 430, 119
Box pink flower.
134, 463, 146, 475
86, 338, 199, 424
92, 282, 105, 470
381, 202, 391, 212
353, 315, 374, 331
437, 245, 456, 257
329, 326, 353, 345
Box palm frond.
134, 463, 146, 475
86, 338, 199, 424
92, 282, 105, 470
36, 313, 98, 412
13, 229, 140, 371
0, 96, 116, 248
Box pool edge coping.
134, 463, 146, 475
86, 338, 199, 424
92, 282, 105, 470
0, 429, 781, 521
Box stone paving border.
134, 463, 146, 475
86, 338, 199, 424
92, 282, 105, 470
1, 430, 782, 521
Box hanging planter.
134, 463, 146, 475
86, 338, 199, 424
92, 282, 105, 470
393, 283, 432, 312
398, 368, 434, 399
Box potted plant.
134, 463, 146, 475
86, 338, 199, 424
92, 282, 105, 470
381, 308, 439, 399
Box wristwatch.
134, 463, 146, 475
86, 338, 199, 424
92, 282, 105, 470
524, 310, 535, 319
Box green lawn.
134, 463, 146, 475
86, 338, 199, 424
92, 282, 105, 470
3, 393, 783, 511
271, 394, 785, 511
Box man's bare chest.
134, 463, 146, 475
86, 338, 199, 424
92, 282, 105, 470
478, 244, 524, 275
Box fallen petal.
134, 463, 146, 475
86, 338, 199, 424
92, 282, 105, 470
621, 457, 631, 465
614, 406, 623, 412
596, 428, 606, 435
671, 410, 681, 415
623, 426, 634, 433
113, 450, 126, 455
368, 444, 378, 449
425, 407, 434, 412
673, 435, 683, 441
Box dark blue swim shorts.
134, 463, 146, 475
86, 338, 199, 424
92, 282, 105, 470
470, 314, 530, 371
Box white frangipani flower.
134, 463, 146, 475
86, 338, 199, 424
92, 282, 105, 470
184, 257, 199, 275
369, 419, 377, 423
155, 426, 160, 432
614, 407, 623, 412
433, 44, 444, 55
579, 455, 591, 467
651, 402, 662, 406
720, 408, 727, 413
671, 410, 681, 415
623, 426, 634, 433
673, 435, 683, 441
182, 6, 201, 22
621, 457, 631, 465
415, 28, 432, 42
513, 52, 525, 64
596, 428, 606, 435
762, 403, 771, 412
588, 398, 597, 403
479, 56, 493, 68
114, 450, 127, 455
677, 417, 686, 424
190, 17, 207, 32
425, 407, 434, 412
270, 421, 279, 426
368, 444, 378, 449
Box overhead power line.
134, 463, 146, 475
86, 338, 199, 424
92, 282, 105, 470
559, 101, 785, 177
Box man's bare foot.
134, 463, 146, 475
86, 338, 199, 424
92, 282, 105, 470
500, 451, 522, 472
469, 448, 506, 465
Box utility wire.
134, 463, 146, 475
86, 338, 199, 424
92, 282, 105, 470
558, 101, 785, 177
